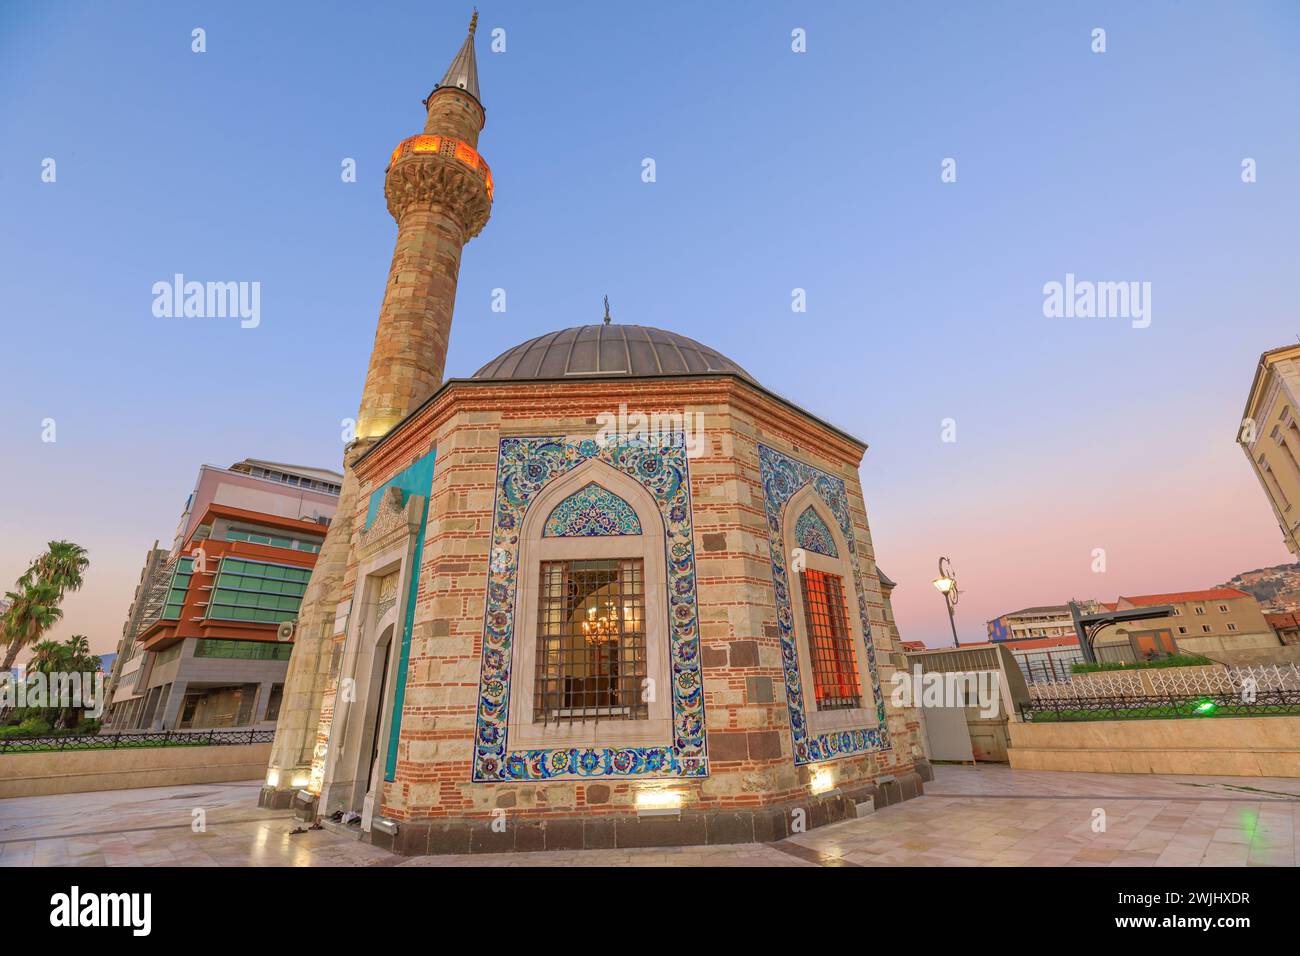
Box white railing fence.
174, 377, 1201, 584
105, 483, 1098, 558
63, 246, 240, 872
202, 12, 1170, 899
1026, 663, 1300, 701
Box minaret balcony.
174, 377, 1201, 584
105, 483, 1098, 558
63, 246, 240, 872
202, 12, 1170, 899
387, 134, 493, 200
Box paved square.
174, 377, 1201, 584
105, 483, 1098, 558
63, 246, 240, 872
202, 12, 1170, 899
1, 766, 1295, 867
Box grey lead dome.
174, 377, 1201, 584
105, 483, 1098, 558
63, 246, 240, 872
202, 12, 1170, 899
471, 324, 757, 384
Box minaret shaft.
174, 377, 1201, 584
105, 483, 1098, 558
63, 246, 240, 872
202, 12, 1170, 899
357, 203, 469, 438
424, 91, 483, 146
261, 14, 490, 805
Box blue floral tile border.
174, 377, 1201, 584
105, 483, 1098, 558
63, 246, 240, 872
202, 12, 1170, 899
758, 444, 890, 764
471, 435, 707, 781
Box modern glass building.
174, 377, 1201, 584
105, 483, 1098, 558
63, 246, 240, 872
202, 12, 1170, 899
106, 460, 341, 731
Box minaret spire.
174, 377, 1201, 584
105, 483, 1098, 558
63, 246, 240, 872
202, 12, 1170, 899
433, 10, 481, 104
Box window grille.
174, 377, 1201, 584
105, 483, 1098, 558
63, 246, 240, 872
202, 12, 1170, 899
799, 569, 861, 710
534, 558, 647, 723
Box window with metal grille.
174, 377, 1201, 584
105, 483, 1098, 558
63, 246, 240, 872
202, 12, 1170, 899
534, 558, 647, 723
799, 568, 861, 710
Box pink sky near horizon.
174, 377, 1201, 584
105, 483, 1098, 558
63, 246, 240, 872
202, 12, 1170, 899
866, 412, 1289, 647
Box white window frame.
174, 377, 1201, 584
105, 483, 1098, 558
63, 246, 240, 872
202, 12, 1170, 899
507, 461, 672, 752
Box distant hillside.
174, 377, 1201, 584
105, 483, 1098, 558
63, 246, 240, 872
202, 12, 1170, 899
1221, 562, 1300, 612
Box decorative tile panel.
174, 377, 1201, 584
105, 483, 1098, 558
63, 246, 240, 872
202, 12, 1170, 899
795, 505, 839, 557
472, 435, 705, 781
542, 482, 643, 537
758, 444, 889, 764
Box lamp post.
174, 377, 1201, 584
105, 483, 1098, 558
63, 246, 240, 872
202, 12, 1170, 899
931, 556, 960, 649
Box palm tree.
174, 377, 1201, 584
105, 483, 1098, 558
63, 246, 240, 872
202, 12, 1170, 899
17, 636, 98, 729
20, 540, 89, 598
28, 635, 98, 728
63, 633, 92, 664
1, 541, 88, 675
28, 639, 64, 673
1, 582, 64, 672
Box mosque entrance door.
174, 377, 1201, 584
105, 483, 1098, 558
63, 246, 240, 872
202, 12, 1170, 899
365, 626, 394, 796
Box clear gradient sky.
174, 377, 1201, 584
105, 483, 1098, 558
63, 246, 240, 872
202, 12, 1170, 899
1, 1, 1297, 660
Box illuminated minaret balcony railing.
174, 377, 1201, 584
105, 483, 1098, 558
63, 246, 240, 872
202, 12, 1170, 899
387, 133, 494, 200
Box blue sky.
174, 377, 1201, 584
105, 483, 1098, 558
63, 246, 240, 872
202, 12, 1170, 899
2, 1, 1298, 655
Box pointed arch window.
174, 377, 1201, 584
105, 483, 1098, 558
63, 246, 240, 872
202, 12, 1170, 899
509, 465, 671, 750
783, 493, 876, 732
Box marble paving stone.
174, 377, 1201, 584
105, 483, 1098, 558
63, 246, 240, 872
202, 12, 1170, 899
1, 766, 1296, 868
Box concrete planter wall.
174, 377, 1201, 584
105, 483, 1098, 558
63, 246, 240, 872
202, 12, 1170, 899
0, 743, 271, 798
1008, 716, 1300, 777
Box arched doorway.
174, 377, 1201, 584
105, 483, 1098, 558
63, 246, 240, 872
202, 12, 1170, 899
318, 591, 402, 821
364, 624, 395, 797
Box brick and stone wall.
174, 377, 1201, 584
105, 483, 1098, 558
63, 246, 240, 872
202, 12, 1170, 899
309, 375, 925, 850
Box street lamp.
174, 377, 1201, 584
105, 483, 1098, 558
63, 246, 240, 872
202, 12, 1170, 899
931, 556, 961, 648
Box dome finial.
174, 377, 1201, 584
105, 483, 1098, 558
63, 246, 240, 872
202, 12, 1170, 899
602, 295, 612, 325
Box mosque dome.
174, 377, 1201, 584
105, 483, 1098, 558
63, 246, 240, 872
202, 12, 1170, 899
471, 324, 757, 385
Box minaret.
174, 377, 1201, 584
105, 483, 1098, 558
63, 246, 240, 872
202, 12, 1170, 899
358, 10, 493, 437
261, 14, 492, 806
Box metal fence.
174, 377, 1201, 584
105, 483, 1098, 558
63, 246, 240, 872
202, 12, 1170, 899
1026, 663, 1300, 701
1019, 654, 1085, 684
0, 728, 276, 753
1019, 689, 1300, 723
